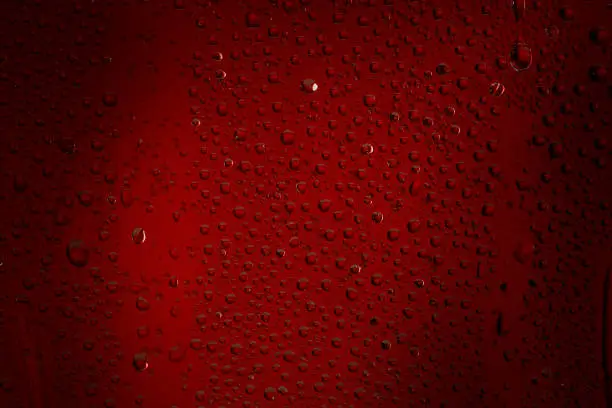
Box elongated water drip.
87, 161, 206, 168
512, 0, 526, 22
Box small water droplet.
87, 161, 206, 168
489, 82, 506, 96
132, 228, 146, 244
545, 25, 559, 40
66, 240, 90, 267
215, 69, 226, 80
301, 78, 318, 93
133, 353, 149, 371
136, 297, 150, 311
349, 264, 362, 274
361, 143, 374, 155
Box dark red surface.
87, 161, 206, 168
1, 0, 611, 407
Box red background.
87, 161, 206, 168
1, 0, 611, 407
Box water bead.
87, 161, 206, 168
132, 228, 146, 244
509, 42, 532, 72
489, 82, 505, 97
545, 25, 560, 40
301, 78, 318, 93
361, 143, 374, 155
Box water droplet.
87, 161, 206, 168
363, 94, 376, 107
264, 387, 277, 401
590, 27, 610, 45
346, 287, 359, 300
133, 353, 149, 371
102, 92, 118, 107
489, 82, 506, 96
136, 297, 150, 311
280, 129, 295, 145
509, 42, 532, 72
58, 137, 77, 154
301, 78, 318, 93
132, 228, 146, 244
66, 240, 90, 267
361, 143, 374, 155
349, 264, 362, 274
512, 0, 526, 21
435, 63, 451, 75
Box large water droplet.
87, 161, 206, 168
509, 42, 532, 72
545, 25, 560, 40
361, 143, 374, 155
133, 353, 149, 372
215, 69, 226, 80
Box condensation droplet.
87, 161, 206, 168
361, 143, 374, 155
509, 42, 532, 72
301, 78, 318, 93
133, 353, 149, 372
58, 137, 77, 154
66, 240, 90, 268
132, 228, 146, 244
489, 82, 506, 96
545, 25, 560, 40
512, 0, 526, 21
215, 69, 226, 80
372, 212, 384, 223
